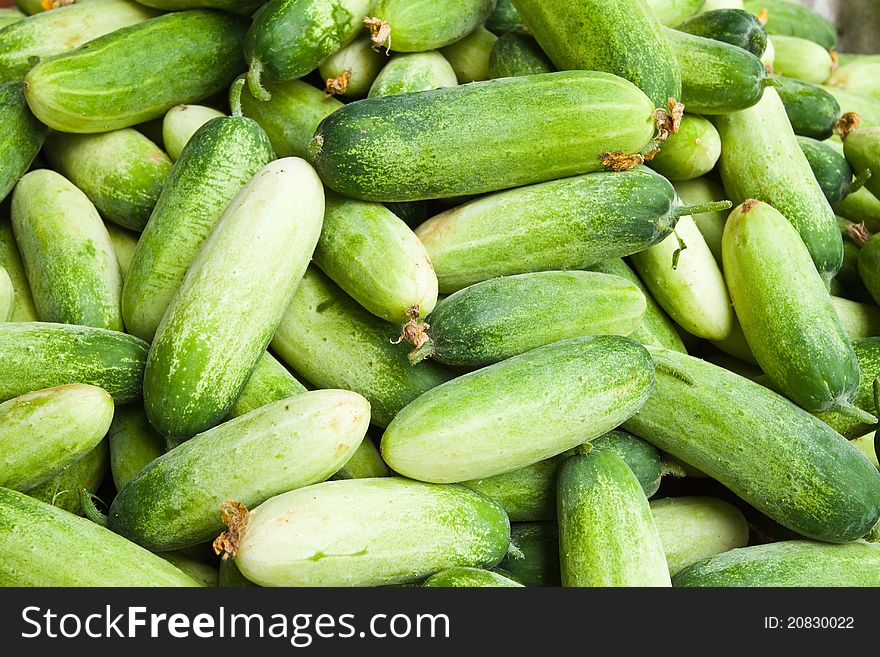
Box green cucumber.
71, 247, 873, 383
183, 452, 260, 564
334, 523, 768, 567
122, 115, 275, 341
108, 403, 165, 490
331, 437, 390, 480
0, 0, 159, 82
822, 86, 880, 129
843, 127, 880, 200
798, 135, 856, 206
368, 51, 458, 98
318, 35, 385, 98
0, 487, 199, 586
0, 384, 112, 491
587, 431, 663, 498
674, 8, 767, 56
664, 27, 768, 115
314, 193, 438, 324
14, 0, 43, 15
558, 451, 671, 587
828, 56, 880, 102
849, 339, 880, 418
144, 158, 324, 439
0, 322, 147, 404
424, 567, 523, 588
227, 352, 307, 419
674, 540, 880, 587
646, 0, 705, 25
26, 440, 108, 516
409, 271, 647, 366
723, 200, 858, 412
24, 10, 248, 132
381, 335, 655, 483
0, 81, 46, 201
773, 76, 843, 141
486, 0, 522, 34
512, 0, 680, 108
672, 177, 728, 262
497, 523, 560, 587
859, 235, 880, 308
770, 34, 833, 85
743, 0, 837, 50
831, 296, 880, 342
837, 187, 880, 233
159, 552, 217, 588
44, 129, 172, 232
244, 0, 371, 100
162, 104, 225, 161
12, 170, 123, 331
835, 230, 872, 302
0, 8, 25, 29
0, 266, 11, 321
219, 557, 257, 588
488, 30, 554, 79
225, 477, 510, 587
137, 0, 261, 10
702, 0, 744, 9
440, 25, 496, 84
110, 390, 369, 551
368, 0, 496, 53
0, 214, 37, 321
310, 71, 657, 202
623, 347, 880, 543
650, 496, 749, 575
105, 223, 138, 280
716, 87, 842, 282
647, 115, 721, 180
272, 267, 453, 428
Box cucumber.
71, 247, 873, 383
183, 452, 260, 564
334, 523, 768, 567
0, 487, 199, 586
650, 496, 749, 575
0, 214, 36, 321
105, 223, 138, 280
271, 267, 453, 428
835, 234, 872, 302
558, 451, 671, 587
822, 86, 880, 129
664, 27, 768, 115
0, 0, 159, 82
497, 523, 560, 587
122, 115, 275, 341
331, 437, 390, 480
838, 188, 880, 233
743, 0, 837, 50
368, 51, 458, 98
843, 127, 880, 200
313, 193, 438, 324
0, 267, 11, 322
144, 158, 324, 439
162, 104, 225, 161
227, 352, 307, 419
648, 115, 721, 181
859, 236, 880, 308
674, 540, 880, 587
623, 348, 880, 543
108, 403, 166, 490
408, 271, 647, 366
0, 322, 147, 404
12, 170, 123, 331
773, 77, 843, 140
672, 177, 728, 262
224, 478, 510, 587
715, 87, 843, 282
850, 339, 880, 418
14, 0, 44, 15
310, 71, 657, 202
385, 201, 430, 229
137, 0, 260, 10
630, 213, 734, 340
367, 0, 496, 53
0, 81, 46, 202
318, 35, 385, 98
219, 557, 257, 588
674, 8, 767, 56
244, 0, 371, 100
770, 34, 833, 85
828, 56, 880, 102
424, 567, 523, 588
702, 0, 743, 9
798, 136, 856, 206
24, 10, 248, 133
159, 552, 217, 588
486, 0, 522, 34
587, 431, 663, 498
381, 335, 655, 483
239, 78, 342, 160
646, 0, 705, 25
44, 129, 172, 232
0, 8, 25, 29
488, 30, 554, 79
723, 200, 858, 413
0, 385, 112, 491
110, 390, 369, 551
832, 296, 880, 342
440, 25, 496, 84
26, 440, 108, 516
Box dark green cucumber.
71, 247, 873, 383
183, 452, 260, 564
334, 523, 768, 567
108, 403, 166, 490
798, 136, 856, 206
586, 430, 663, 498
219, 557, 257, 588
310, 71, 657, 202
743, 0, 837, 50
486, 0, 523, 34
0, 81, 46, 201
773, 76, 842, 140
674, 8, 767, 56
0, 211, 37, 321
512, 0, 680, 108
367, 51, 459, 98
488, 30, 554, 79
624, 348, 880, 543
369, 0, 496, 53
385, 201, 431, 228
26, 440, 109, 516
24, 10, 248, 132
137, 0, 261, 11
850, 338, 880, 418
424, 567, 523, 588
497, 522, 560, 587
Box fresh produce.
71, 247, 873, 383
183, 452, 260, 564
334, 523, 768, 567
423, 568, 523, 588
773, 76, 844, 140
440, 25, 497, 83
489, 30, 554, 79
0, 81, 46, 201
674, 8, 767, 56
366, 0, 496, 53
26, 440, 109, 516
108, 403, 166, 490
743, 0, 837, 50
0, 266, 11, 322
161, 104, 225, 161
770, 35, 834, 85
843, 128, 880, 201
368, 51, 459, 98
828, 55, 880, 102
798, 136, 859, 206
0, 214, 37, 321
318, 36, 385, 98
648, 115, 721, 180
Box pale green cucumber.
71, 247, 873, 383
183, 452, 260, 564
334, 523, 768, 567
0, 266, 11, 322
318, 35, 385, 98
26, 440, 108, 516
828, 56, 880, 102
837, 188, 880, 235
770, 34, 833, 85
104, 223, 138, 280
710, 314, 758, 365
440, 26, 497, 84
832, 296, 880, 341
368, 51, 458, 98
0, 80, 47, 201
646, 0, 705, 25
648, 115, 721, 181
160, 552, 218, 588
672, 177, 728, 263
822, 86, 880, 128
843, 127, 880, 201
0, 8, 25, 29
424, 567, 523, 587
227, 352, 307, 419
743, 0, 836, 50
369, 0, 496, 53
162, 104, 225, 161
331, 437, 390, 480
108, 403, 165, 490
702, 0, 743, 9
0, 215, 37, 321
853, 432, 879, 469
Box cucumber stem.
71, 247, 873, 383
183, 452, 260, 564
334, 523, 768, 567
832, 400, 878, 427
79, 490, 108, 527
407, 338, 436, 365
846, 221, 871, 248
229, 76, 245, 118
246, 59, 271, 102
671, 228, 688, 271
673, 200, 733, 218
850, 168, 873, 195
761, 76, 782, 89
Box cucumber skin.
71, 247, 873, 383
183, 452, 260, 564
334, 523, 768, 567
774, 76, 840, 140
828, 58, 880, 103
424, 567, 523, 588
646, 0, 705, 25
108, 403, 166, 491
771, 35, 833, 86
139, 0, 261, 11
674, 8, 767, 56
558, 451, 671, 587
837, 188, 880, 234
228, 352, 307, 419
489, 30, 555, 79
588, 430, 663, 498
381, 336, 656, 483
0, 81, 46, 201
624, 348, 880, 543
331, 437, 390, 481
0, 267, 11, 321
26, 440, 109, 516
0, 487, 199, 587
0, 8, 25, 29
272, 267, 453, 428
105, 223, 138, 280
162, 104, 225, 162
440, 25, 496, 84
0, 322, 148, 404
487, 0, 523, 34
844, 128, 880, 200
318, 36, 384, 99
674, 541, 880, 587
416, 169, 681, 294
311, 71, 656, 202
368, 52, 458, 98
44, 129, 172, 232
715, 87, 843, 282
23, 11, 248, 133
122, 116, 275, 341
797, 136, 853, 206
822, 86, 880, 129
373, 0, 496, 53
743, 0, 837, 50
852, 339, 880, 418
672, 177, 727, 262
497, 523, 560, 587
0, 218, 37, 321
860, 236, 880, 309
648, 115, 721, 181
512, 0, 681, 109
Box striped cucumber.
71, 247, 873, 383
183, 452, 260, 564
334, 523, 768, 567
122, 115, 275, 341
110, 390, 369, 551
497, 523, 560, 587
105, 223, 138, 280
512, 0, 681, 108
368, 51, 458, 98
716, 87, 843, 281
646, 0, 705, 25
798, 136, 857, 206
144, 158, 324, 439
228, 353, 307, 419
440, 25, 496, 84
319, 35, 385, 98
648, 115, 721, 180
367, 0, 495, 53
743, 0, 837, 49
310, 71, 658, 202
381, 335, 655, 483
220, 478, 510, 587
108, 403, 166, 490
162, 104, 225, 161
673, 177, 728, 262
44, 129, 172, 232
0, 267, 11, 322
26, 440, 108, 516
774, 76, 843, 141
424, 568, 523, 588
828, 56, 880, 102
0, 81, 46, 201
487, 0, 522, 33
488, 30, 554, 79
723, 200, 859, 412
674, 8, 767, 56
11, 170, 123, 331
558, 451, 671, 587
843, 127, 880, 200
623, 348, 880, 543
770, 34, 833, 85
0, 215, 37, 321
24, 10, 247, 132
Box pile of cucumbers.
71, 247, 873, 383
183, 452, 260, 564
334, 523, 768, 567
1, 0, 880, 589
